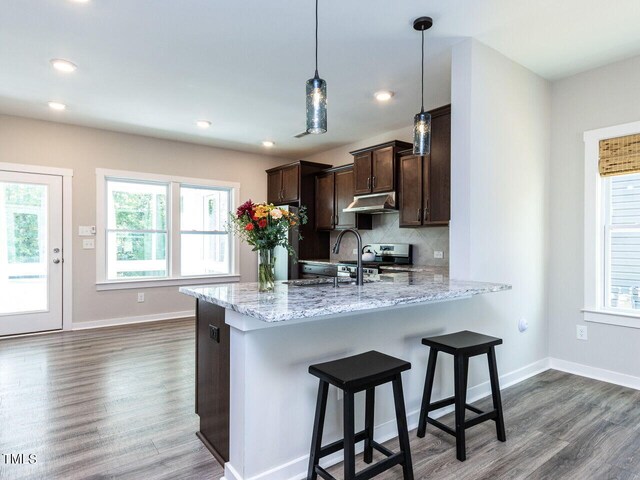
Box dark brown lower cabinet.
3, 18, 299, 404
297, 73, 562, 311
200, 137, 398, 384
195, 300, 230, 466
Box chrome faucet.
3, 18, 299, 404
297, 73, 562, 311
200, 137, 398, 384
332, 228, 364, 286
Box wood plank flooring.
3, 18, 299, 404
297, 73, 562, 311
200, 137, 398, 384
1, 318, 639, 479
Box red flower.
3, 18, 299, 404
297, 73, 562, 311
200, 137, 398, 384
258, 219, 267, 229
245, 223, 254, 231
236, 200, 255, 218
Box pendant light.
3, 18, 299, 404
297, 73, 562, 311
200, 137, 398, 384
306, 0, 327, 134
413, 17, 433, 155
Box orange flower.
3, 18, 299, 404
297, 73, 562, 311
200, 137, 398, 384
245, 223, 254, 231
258, 219, 268, 228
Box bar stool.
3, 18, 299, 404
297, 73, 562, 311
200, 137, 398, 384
307, 350, 414, 480
417, 330, 506, 461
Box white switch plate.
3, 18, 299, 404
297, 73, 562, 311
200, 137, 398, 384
434, 251, 444, 259
137, 293, 145, 303
79, 226, 96, 236
576, 325, 588, 340
82, 238, 95, 249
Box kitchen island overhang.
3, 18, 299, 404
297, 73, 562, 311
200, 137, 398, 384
181, 272, 511, 480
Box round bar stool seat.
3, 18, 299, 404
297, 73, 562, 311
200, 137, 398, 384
417, 330, 506, 461
307, 351, 414, 480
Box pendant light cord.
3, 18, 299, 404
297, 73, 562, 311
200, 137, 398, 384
315, 0, 319, 77
421, 28, 425, 111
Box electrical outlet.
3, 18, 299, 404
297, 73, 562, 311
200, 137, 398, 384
576, 325, 588, 340
82, 238, 95, 249
137, 293, 145, 303
434, 251, 444, 259
518, 318, 529, 332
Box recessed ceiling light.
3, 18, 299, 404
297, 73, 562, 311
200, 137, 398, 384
69, 0, 90, 3
374, 91, 394, 102
262, 141, 275, 148
196, 120, 211, 129
50, 58, 78, 73
48, 101, 67, 111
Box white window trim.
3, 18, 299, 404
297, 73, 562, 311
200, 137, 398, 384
95, 168, 240, 290
583, 120, 640, 329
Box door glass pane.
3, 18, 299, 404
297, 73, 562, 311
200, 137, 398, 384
0, 182, 48, 314
107, 232, 168, 279
181, 234, 230, 276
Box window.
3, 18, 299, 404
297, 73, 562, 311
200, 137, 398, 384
584, 121, 640, 328
603, 173, 640, 311
96, 169, 239, 289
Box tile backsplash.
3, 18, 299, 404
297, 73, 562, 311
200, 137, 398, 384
329, 214, 449, 266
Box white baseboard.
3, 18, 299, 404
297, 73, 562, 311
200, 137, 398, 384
549, 357, 640, 391
71, 310, 194, 331
223, 357, 552, 480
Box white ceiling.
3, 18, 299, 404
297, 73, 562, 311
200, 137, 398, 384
1, 0, 640, 158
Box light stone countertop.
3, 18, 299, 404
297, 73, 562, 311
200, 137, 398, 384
179, 271, 510, 324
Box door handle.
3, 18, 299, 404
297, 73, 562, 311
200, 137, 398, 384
53, 258, 61, 264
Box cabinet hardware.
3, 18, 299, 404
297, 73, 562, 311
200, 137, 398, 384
417, 208, 421, 221
335, 214, 339, 226
372, 176, 376, 189
367, 177, 371, 190
424, 208, 429, 222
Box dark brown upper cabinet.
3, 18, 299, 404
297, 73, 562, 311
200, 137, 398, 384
350, 140, 412, 196
315, 165, 372, 231
398, 105, 451, 227
266, 161, 330, 206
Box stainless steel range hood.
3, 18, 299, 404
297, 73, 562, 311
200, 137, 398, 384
343, 192, 397, 214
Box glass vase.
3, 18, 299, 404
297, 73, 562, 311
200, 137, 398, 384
258, 248, 276, 292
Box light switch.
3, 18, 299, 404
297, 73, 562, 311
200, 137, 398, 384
434, 251, 444, 259
82, 239, 95, 249
79, 226, 96, 236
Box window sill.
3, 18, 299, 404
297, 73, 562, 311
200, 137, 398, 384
582, 308, 640, 329
96, 275, 241, 291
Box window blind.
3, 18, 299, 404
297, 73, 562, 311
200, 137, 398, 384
599, 133, 640, 177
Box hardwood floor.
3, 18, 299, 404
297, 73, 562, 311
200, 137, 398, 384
1, 319, 639, 479
0, 318, 223, 480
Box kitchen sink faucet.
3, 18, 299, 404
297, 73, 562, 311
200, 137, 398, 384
332, 228, 364, 286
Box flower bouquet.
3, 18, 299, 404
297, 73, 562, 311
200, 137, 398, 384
228, 200, 307, 292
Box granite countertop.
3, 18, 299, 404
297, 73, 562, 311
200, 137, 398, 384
179, 272, 510, 324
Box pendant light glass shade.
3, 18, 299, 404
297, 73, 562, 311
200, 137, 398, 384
413, 109, 431, 155
306, 74, 327, 134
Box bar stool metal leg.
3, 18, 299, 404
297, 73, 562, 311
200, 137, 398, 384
343, 392, 356, 479
392, 374, 414, 480
308, 380, 329, 480
364, 387, 375, 464
487, 347, 507, 442
453, 354, 469, 461
417, 348, 438, 438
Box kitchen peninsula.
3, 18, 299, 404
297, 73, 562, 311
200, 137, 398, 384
180, 271, 510, 480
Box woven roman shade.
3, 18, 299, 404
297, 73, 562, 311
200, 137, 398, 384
599, 133, 640, 177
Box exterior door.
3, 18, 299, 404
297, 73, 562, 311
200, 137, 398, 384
0, 171, 63, 336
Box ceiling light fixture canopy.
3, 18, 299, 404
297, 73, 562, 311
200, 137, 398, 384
306, 0, 327, 134
413, 16, 433, 155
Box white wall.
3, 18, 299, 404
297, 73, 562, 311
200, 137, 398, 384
549, 54, 640, 377
450, 38, 551, 373
0, 115, 287, 325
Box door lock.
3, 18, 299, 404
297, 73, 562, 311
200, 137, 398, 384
53, 258, 61, 264
53, 248, 60, 253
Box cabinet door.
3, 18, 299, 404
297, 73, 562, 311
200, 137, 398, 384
281, 165, 300, 203
334, 168, 356, 229
425, 111, 451, 223
315, 172, 335, 230
371, 146, 395, 193
353, 152, 372, 195
399, 154, 423, 227
267, 170, 282, 204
